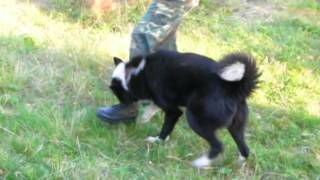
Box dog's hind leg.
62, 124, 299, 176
186, 110, 223, 168
146, 108, 182, 143
228, 102, 250, 162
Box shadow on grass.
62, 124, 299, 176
246, 102, 319, 178
88, 102, 320, 178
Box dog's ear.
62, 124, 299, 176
113, 57, 123, 66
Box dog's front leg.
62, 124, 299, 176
159, 109, 183, 140
146, 109, 182, 143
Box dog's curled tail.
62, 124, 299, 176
217, 53, 260, 99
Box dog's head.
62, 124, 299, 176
109, 56, 146, 104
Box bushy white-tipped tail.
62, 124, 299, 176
217, 53, 260, 99
219, 62, 245, 81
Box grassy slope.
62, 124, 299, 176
0, 0, 319, 179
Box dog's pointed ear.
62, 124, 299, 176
113, 57, 123, 66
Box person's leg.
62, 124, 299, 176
130, 0, 198, 58
134, 29, 178, 124
158, 29, 177, 51
131, 0, 198, 123
97, 0, 198, 124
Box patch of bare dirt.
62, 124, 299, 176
232, 1, 284, 22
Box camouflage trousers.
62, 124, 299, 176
129, 0, 199, 59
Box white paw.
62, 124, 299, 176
145, 136, 169, 143
145, 136, 161, 143
192, 154, 212, 168
238, 154, 247, 165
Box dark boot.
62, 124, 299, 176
96, 103, 138, 124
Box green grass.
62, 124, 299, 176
0, 0, 319, 179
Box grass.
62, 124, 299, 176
0, 0, 319, 179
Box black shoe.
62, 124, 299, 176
96, 103, 138, 124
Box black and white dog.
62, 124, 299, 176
109, 50, 260, 168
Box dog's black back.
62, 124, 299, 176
141, 51, 219, 106
110, 50, 260, 167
